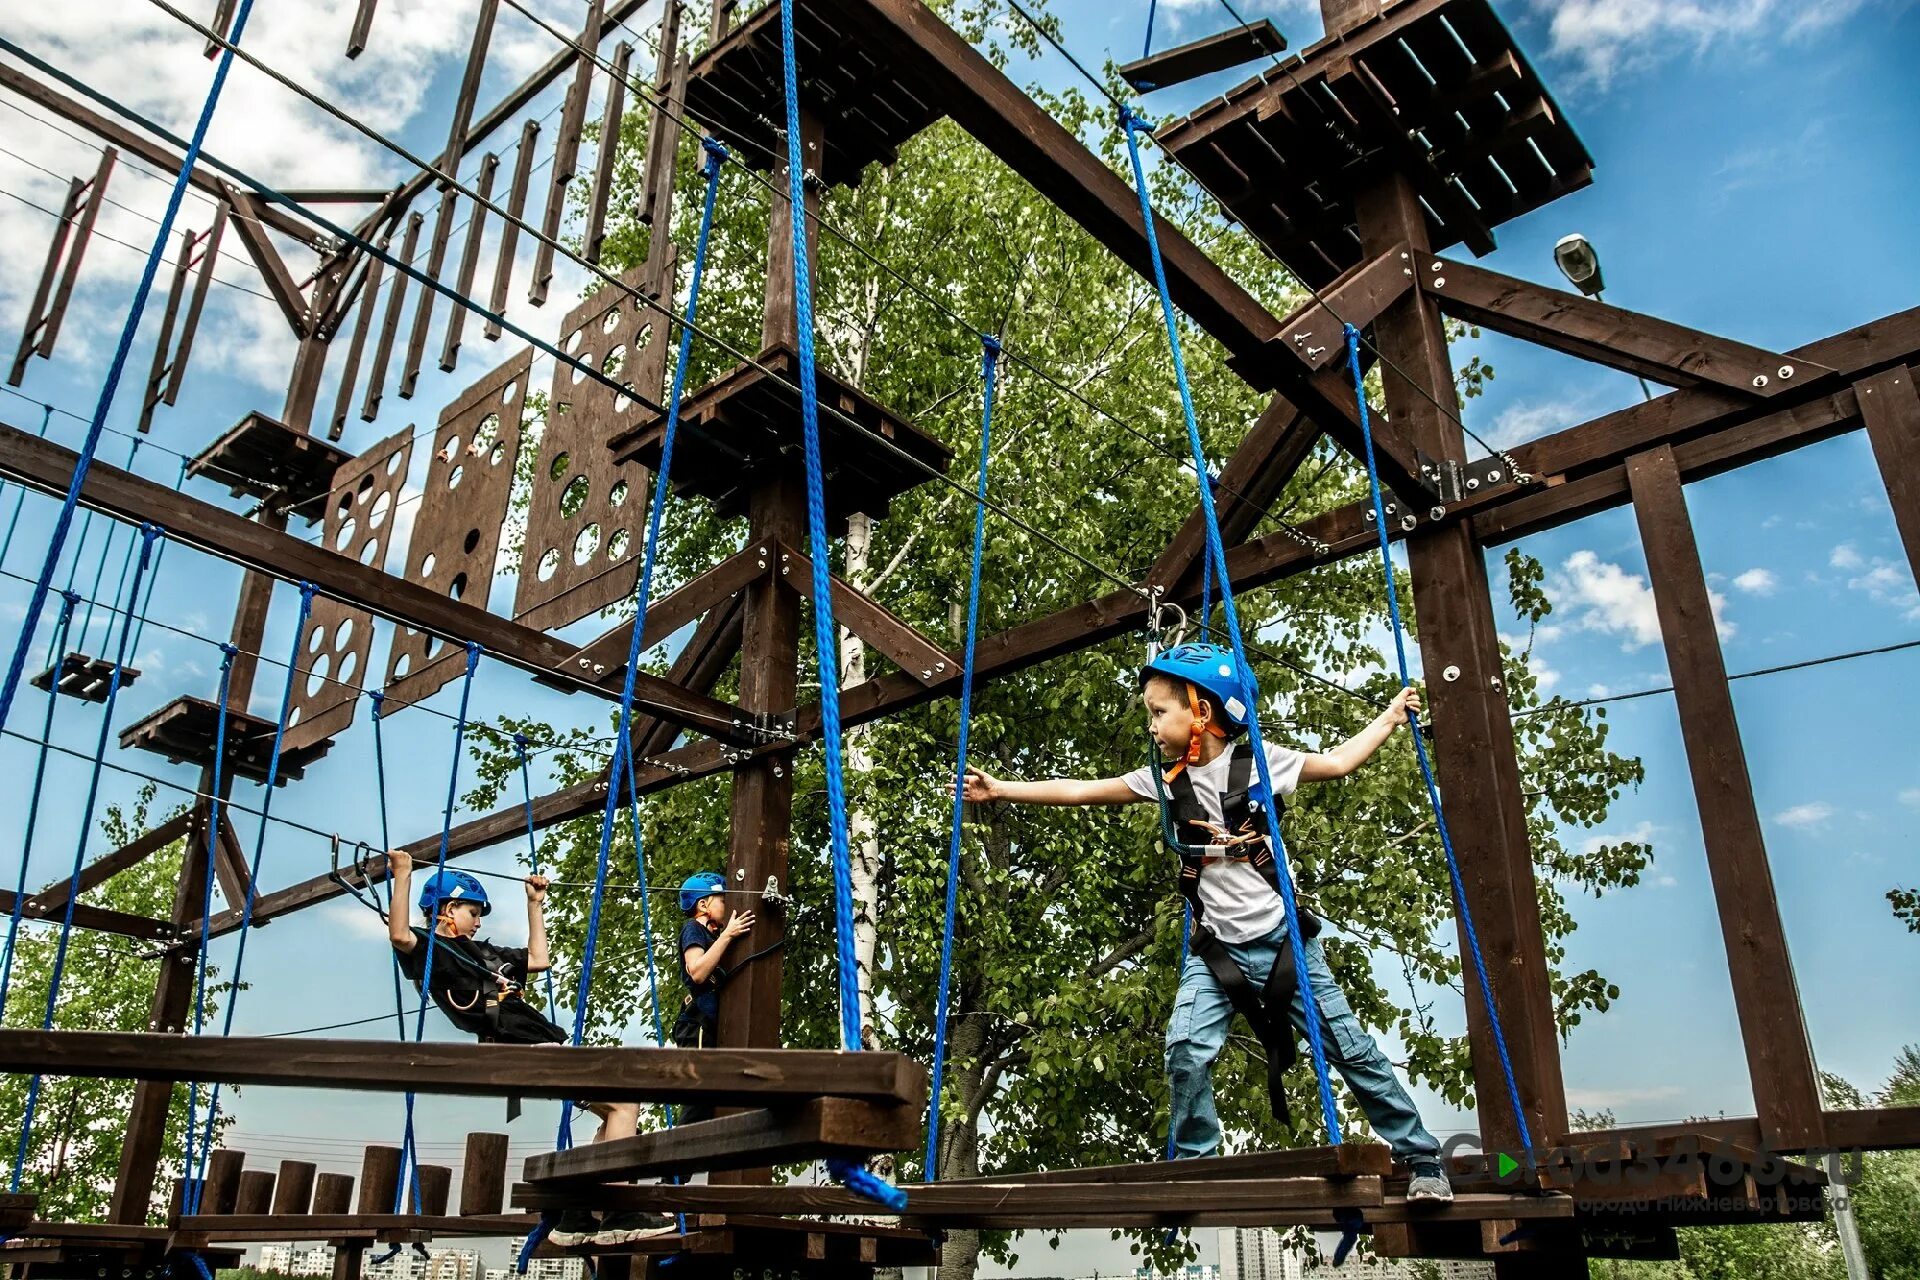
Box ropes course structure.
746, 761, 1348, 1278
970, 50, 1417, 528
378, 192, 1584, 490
0, 0, 1911, 1276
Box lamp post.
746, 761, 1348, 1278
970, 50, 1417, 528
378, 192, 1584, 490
1554, 233, 1655, 402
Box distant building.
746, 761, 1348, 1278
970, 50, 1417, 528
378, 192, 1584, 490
1215, 1228, 1493, 1280
259, 1245, 337, 1278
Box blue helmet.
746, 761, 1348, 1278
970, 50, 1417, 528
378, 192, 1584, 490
418, 868, 491, 919
1140, 642, 1252, 734
680, 871, 726, 916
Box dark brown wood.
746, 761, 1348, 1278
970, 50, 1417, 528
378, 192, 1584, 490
780, 543, 955, 683
1627, 444, 1824, 1149
0, 889, 171, 942
204, 1150, 246, 1215
328, 246, 386, 440
30, 650, 141, 703
36, 147, 118, 363
1420, 252, 1830, 397
1272, 246, 1414, 372
357, 1147, 403, 1214
1354, 169, 1566, 1157
313, 1173, 356, 1215
174, 1213, 538, 1243
442, 0, 500, 182
346, 0, 377, 55
0, 421, 759, 739
333, 1243, 363, 1280
440, 153, 498, 372
212, 813, 252, 912
222, 183, 310, 336
32, 811, 192, 916
584, 41, 631, 264
559, 548, 766, 685
762, 109, 824, 351
935, 1142, 1391, 1186
1857, 365, 1920, 580
120, 695, 333, 786
417, 1165, 453, 1216
363, 210, 422, 421
8, 176, 83, 387
530, 0, 602, 307
459, 1133, 509, 1215
635, 3, 684, 229
272, 1161, 317, 1215
161, 206, 229, 411
401, 193, 458, 398
140, 227, 197, 432
1117, 19, 1287, 92
0, 1030, 927, 1106
234, 1171, 275, 1215
486, 120, 540, 342
187, 410, 353, 514
525, 1099, 921, 1184
1148, 392, 1319, 590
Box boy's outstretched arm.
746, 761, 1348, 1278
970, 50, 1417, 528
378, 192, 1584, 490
525, 875, 551, 972
962, 767, 1139, 806
387, 849, 417, 953
1300, 686, 1422, 782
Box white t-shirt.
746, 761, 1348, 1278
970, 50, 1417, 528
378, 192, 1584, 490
1123, 741, 1307, 944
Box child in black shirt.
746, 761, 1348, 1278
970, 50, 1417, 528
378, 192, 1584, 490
672, 872, 753, 1124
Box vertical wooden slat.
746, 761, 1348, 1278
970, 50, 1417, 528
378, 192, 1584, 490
1856, 365, 1920, 582
139, 227, 197, 433
312, 1171, 355, 1214
439, 153, 498, 372
234, 1169, 275, 1214
346, 0, 378, 58
583, 41, 632, 264
529, 0, 602, 306
417, 1164, 453, 1215
401, 194, 457, 399
356, 1145, 403, 1213
204, 0, 237, 57
203, 1149, 245, 1214
363, 210, 422, 421
42, 147, 121, 356
7, 177, 81, 386
162, 203, 229, 406
486, 120, 540, 342
1628, 443, 1824, 1149
459, 1132, 509, 1215
271, 1160, 316, 1215
329, 245, 386, 439
9, 148, 116, 386
635, 3, 683, 230
441, 0, 500, 179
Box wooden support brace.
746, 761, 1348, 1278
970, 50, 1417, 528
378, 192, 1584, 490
1419, 252, 1836, 398
1272, 245, 1414, 371
486, 121, 540, 341
1627, 444, 1825, 1150
779, 542, 956, 684
363, 210, 422, 420
0, 889, 173, 942
1856, 364, 1920, 580
221, 182, 311, 336
557, 548, 767, 686
32, 810, 194, 916
213, 811, 252, 910
440, 152, 498, 372
584, 41, 632, 264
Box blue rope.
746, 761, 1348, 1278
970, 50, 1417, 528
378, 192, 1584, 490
778, 0, 906, 1211
0, 0, 254, 746
399, 643, 483, 1211
924, 335, 999, 1182
1142, 0, 1159, 59
127, 460, 187, 659
369, 693, 413, 1040
11, 525, 158, 1190
77, 439, 141, 651
1341, 323, 1535, 1161
0, 592, 80, 1023
1120, 106, 1343, 1143
512, 732, 560, 1023
0, 407, 55, 571
180, 641, 237, 1214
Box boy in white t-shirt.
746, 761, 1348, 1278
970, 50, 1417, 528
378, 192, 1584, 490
962, 642, 1451, 1202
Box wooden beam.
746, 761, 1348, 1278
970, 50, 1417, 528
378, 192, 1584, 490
935, 1142, 1391, 1185
1627, 444, 1824, 1150
0, 422, 761, 742
0, 891, 173, 943
439, 152, 497, 372
0, 1030, 927, 1106
32, 811, 193, 915
1857, 365, 1920, 581
1272, 247, 1413, 371
401, 193, 458, 397
219, 182, 310, 336
1117, 20, 1287, 93
558, 549, 767, 685
441, 0, 500, 183
212, 812, 251, 910
524, 1099, 920, 1184
362, 210, 421, 421
1419, 253, 1834, 398
175, 1214, 537, 1244
584, 40, 631, 265
780, 543, 956, 684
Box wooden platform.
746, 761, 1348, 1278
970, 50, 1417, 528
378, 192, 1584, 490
1119, 19, 1288, 93
174, 1213, 539, 1244
119, 695, 333, 785
607, 343, 951, 525
186, 412, 351, 520
684, 0, 943, 186
1, 1221, 242, 1278
1152, 0, 1592, 285
31, 651, 139, 702
537, 1212, 937, 1275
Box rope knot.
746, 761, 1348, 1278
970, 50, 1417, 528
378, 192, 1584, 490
700, 136, 729, 171
980, 333, 1002, 360
218, 642, 238, 659
1118, 104, 1152, 134
463, 641, 482, 673
297, 580, 317, 603
368, 688, 386, 718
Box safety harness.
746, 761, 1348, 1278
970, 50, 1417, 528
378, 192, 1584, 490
405, 926, 563, 1045
1151, 740, 1322, 1128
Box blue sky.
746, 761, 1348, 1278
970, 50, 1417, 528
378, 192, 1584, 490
0, 0, 1916, 1274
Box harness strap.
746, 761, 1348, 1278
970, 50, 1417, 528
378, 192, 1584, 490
1191, 926, 1297, 1129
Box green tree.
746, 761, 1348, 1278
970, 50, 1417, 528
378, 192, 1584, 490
482, 5, 1652, 1277
0, 786, 226, 1222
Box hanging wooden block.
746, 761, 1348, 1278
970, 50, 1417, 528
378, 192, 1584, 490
583, 41, 632, 264
440, 153, 498, 373
204, 0, 237, 58
282, 427, 415, 752
401, 194, 458, 399
9, 147, 117, 387
347, 0, 378, 58
327, 239, 387, 440
383, 350, 531, 710
362, 210, 422, 421
529, 0, 602, 307
486, 120, 540, 342
139, 205, 228, 433
635, 3, 684, 230
442, 0, 500, 181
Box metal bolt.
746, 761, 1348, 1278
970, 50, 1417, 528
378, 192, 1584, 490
1306, 345, 1326, 358
1490, 676, 1503, 691
1444, 665, 1461, 682
592, 663, 605, 675
1403, 267, 1413, 277
773, 764, 784, 777
1488, 468, 1504, 482
1365, 508, 1377, 522
1430, 261, 1443, 272
1430, 505, 1446, 521
1432, 276, 1446, 289
1385, 501, 1398, 514
578, 657, 591, 669
735, 868, 746, 881
1400, 514, 1417, 531
757, 560, 767, 570
1400, 250, 1410, 260
1752, 374, 1770, 388
921, 669, 932, 679
935, 661, 947, 671
1778, 364, 1795, 380
781, 566, 789, 575
1293, 332, 1310, 344
1466, 477, 1481, 491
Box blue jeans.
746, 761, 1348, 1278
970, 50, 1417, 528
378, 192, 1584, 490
1165, 924, 1442, 1167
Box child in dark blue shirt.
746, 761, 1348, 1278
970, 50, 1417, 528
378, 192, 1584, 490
672, 872, 753, 1124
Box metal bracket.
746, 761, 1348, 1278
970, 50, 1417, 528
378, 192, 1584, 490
1416, 452, 1517, 506
762, 876, 788, 908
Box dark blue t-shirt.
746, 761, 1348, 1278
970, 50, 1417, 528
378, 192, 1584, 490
679, 918, 723, 1024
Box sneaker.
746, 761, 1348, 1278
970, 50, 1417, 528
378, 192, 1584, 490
1406, 1166, 1454, 1205
591, 1211, 678, 1245
548, 1209, 599, 1247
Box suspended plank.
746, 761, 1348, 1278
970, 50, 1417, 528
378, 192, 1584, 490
9, 147, 117, 386
583, 41, 631, 264
529, 0, 603, 306
346, 0, 378, 58
636, 1, 683, 228
140, 206, 228, 432
401, 193, 458, 398
1117, 19, 1287, 93
485, 120, 540, 341
442, 0, 500, 182
363, 209, 422, 420
327, 242, 386, 440
440, 153, 498, 372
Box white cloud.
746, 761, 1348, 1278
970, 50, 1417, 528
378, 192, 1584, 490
1845, 560, 1920, 620
1484, 398, 1590, 450
1732, 568, 1776, 596
1586, 682, 1611, 699
1830, 543, 1865, 570
1773, 802, 1834, 829
1578, 819, 1657, 857
1898, 788, 1920, 809
1533, 0, 1871, 91
1552, 550, 1735, 649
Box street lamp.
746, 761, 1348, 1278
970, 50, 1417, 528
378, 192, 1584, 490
1553, 232, 1653, 401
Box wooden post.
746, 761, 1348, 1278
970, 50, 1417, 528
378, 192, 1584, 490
761, 110, 825, 350
1627, 444, 1824, 1148
1346, 181, 1568, 1159
235, 1169, 275, 1214
417, 1164, 453, 1215
272, 1160, 316, 1215
357, 1145, 403, 1213
1857, 365, 1920, 581
313, 1172, 356, 1214
333, 1245, 364, 1280
459, 1133, 509, 1215
203, 1149, 245, 1214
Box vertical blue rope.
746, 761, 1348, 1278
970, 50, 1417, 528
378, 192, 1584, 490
398, 643, 483, 1212
180, 641, 237, 1214
185, 579, 317, 1183
924, 336, 999, 1182
11, 524, 158, 1189
0, 407, 55, 571
512, 732, 559, 1022
0, 0, 255, 744
128, 460, 187, 659
1120, 107, 1343, 1143
1341, 323, 1534, 1160
0, 592, 80, 1022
